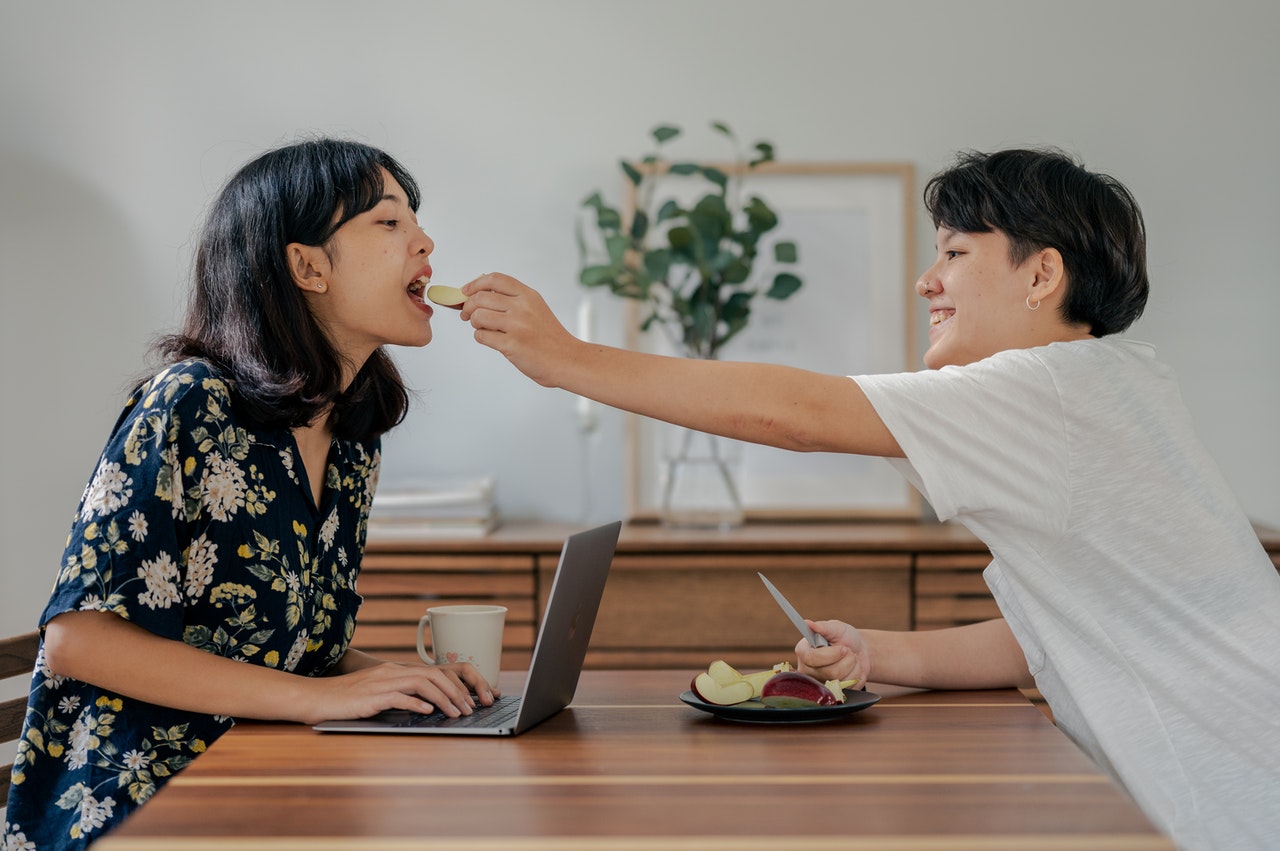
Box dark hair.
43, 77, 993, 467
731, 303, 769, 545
154, 138, 421, 439
923, 148, 1148, 337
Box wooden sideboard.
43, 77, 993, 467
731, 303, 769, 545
354, 520, 1280, 671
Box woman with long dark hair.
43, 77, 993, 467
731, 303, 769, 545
3, 138, 494, 848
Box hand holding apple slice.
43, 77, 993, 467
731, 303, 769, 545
425, 284, 468, 309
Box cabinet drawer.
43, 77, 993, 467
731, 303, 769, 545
353, 622, 537, 654
360, 553, 534, 572
540, 552, 911, 669
357, 597, 537, 624
356, 572, 533, 597
914, 553, 997, 629
352, 553, 537, 666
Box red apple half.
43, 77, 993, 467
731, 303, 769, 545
760, 671, 839, 708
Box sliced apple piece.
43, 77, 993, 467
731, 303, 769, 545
825, 679, 856, 703
690, 672, 754, 706
425, 285, 468, 308
740, 669, 775, 698
732, 662, 796, 698
706, 659, 744, 687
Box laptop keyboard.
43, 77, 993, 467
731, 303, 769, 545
396, 695, 522, 729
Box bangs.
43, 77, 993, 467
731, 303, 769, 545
924, 164, 1002, 235
313, 145, 422, 243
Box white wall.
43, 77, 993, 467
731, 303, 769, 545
2, 0, 1277, 637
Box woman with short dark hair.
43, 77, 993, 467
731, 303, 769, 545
3, 138, 495, 848
457, 147, 1280, 851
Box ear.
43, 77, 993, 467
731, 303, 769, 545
286, 242, 330, 292
1026, 246, 1067, 307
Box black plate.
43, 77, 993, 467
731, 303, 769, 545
679, 689, 881, 723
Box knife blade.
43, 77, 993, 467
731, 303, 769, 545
758, 572, 829, 647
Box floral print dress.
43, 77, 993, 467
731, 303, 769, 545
3, 359, 379, 849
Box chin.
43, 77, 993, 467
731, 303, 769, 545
923, 334, 982, 369
396, 330, 433, 349
412, 322, 434, 348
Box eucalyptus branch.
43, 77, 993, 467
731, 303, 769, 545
578, 122, 802, 359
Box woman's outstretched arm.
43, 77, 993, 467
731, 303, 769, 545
42, 610, 495, 725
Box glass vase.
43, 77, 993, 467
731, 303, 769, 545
659, 425, 745, 530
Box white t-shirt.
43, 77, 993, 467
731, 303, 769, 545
855, 338, 1280, 851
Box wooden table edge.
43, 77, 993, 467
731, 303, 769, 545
97, 835, 1175, 850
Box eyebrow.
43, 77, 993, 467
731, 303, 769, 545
373, 192, 419, 224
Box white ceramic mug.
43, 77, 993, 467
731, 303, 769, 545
416, 604, 507, 687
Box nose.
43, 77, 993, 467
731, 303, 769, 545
412, 227, 434, 256
916, 257, 943, 297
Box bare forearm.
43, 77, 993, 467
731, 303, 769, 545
461, 274, 901, 457
563, 342, 902, 457
44, 610, 496, 725
864, 619, 1034, 690
43, 611, 317, 722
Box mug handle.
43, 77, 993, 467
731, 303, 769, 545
416, 614, 433, 665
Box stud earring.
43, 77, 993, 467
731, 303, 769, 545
316, 283, 326, 292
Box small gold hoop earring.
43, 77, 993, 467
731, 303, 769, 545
1026, 295, 1040, 311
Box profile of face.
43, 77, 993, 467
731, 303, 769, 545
916, 226, 1075, 369
288, 168, 437, 364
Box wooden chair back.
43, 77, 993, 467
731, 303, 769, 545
1, 631, 39, 806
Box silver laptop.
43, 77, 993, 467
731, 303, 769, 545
314, 520, 621, 736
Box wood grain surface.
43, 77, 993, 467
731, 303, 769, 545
98, 670, 1171, 850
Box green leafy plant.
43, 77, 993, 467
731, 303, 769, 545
578, 122, 802, 359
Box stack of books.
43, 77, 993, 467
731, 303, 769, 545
366, 477, 500, 539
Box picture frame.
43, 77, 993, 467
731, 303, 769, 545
623, 161, 921, 521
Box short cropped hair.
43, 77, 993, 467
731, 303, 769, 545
154, 138, 420, 439
923, 148, 1148, 337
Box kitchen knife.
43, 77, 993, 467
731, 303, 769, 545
758, 572, 829, 647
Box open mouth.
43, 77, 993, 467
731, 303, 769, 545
929, 309, 954, 328
407, 274, 431, 303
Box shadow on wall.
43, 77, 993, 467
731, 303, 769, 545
0, 146, 154, 632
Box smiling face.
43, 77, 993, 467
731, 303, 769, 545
916, 226, 1086, 369
289, 169, 436, 372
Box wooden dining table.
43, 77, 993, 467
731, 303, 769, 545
97, 669, 1172, 850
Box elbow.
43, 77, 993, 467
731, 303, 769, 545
755, 416, 830, 453
41, 611, 109, 680
41, 616, 78, 678
785, 425, 833, 453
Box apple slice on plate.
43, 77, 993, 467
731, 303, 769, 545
706, 660, 744, 687
690, 672, 755, 706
